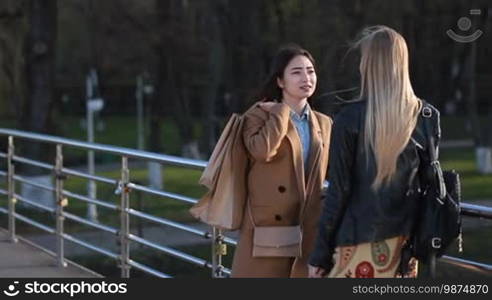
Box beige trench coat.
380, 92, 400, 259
231, 102, 332, 277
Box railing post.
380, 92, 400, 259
212, 227, 225, 278
7, 136, 17, 243
55, 144, 67, 267
119, 156, 131, 278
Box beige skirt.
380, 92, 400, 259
327, 236, 418, 278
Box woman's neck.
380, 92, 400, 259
282, 97, 307, 116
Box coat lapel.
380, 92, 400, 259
302, 111, 326, 222
285, 120, 306, 201
305, 110, 323, 192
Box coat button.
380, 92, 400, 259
275, 215, 282, 221
278, 186, 286, 193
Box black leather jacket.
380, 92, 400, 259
309, 100, 440, 270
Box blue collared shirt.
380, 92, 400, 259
290, 104, 311, 169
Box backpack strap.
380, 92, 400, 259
421, 104, 446, 201
421, 104, 437, 161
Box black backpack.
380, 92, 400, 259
411, 105, 463, 264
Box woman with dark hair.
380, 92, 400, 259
231, 44, 332, 277
308, 26, 439, 278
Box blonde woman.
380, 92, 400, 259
308, 26, 440, 278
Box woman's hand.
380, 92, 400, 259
308, 264, 327, 278
258, 101, 277, 112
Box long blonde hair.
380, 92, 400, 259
356, 26, 422, 189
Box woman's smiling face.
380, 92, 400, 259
277, 55, 317, 101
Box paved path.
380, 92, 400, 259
0, 230, 100, 278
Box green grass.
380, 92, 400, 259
0, 116, 186, 166
0, 119, 16, 128
440, 148, 492, 201
440, 116, 491, 141
59, 165, 206, 226
56, 116, 184, 165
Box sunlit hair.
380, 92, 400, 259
354, 25, 422, 189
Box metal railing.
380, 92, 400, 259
0, 128, 491, 278
0, 128, 234, 278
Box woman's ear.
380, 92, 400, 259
277, 77, 284, 89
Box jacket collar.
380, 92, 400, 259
289, 103, 311, 121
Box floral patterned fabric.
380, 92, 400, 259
326, 236, 418, 278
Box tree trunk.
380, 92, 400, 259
22, 0, 57, 167
144, 0, 174, 188
0, 1, 26, 119
21, 0, 57, 207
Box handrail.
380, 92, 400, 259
127, 208, 211, 238
441, 255, 492, 273
62, 190, 119, 210
128, 233, 211, 268
129, 182, 198, 205
63, 211, 119, 235
13, 212, 56, 234
461, 203, 492, 219
128, 259, 172, 278
14, 193, 56, 213
62, 233, 119, 260
0, 128, 222, 278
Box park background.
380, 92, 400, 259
0, 0, 491, 277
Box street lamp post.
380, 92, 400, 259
86, 69, 104, 222
135, 73, 161, 189
135, 73, 154, 150
135, 73, 154, 239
